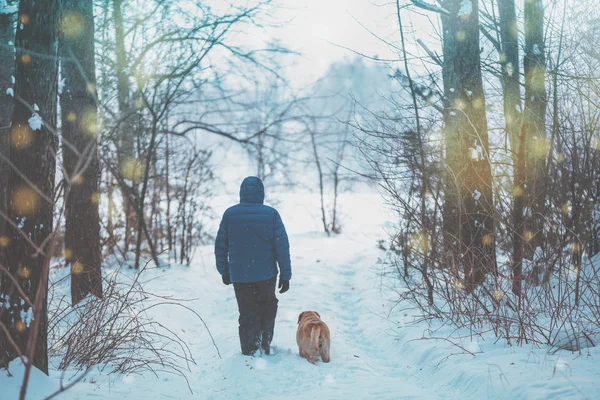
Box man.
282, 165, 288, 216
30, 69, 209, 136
215, 176, 292, 356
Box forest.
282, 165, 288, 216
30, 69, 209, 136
1, 0, 600, 399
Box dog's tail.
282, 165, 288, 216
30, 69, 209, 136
310, 323, 321, 351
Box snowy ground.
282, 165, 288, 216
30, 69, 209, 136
2, 191, 600, 399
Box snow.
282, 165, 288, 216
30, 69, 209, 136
472, 189, 481, 201
33, 103, 39, 112
469, 140, 484, 161
20, 307, 34, 328
458, 0, 473, 17
28, 113, 43, 131
58, 78, 66, 95
533, 44, 542, 56
2, 191, 600, 399
6, 87, 13, 97
505, 62, 514, 77
0, 0, 18, 14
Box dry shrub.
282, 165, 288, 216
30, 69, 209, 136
47, 261, 219, 392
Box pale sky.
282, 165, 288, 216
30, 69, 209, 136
264, 0, 401, 87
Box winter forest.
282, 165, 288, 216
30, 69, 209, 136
1, 0, 600, 398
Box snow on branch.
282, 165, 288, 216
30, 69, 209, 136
0, 0, 18, 15
410, 0, 449, 15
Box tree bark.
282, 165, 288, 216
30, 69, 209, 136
309, 126, 330, 236
497, 0, 524, 295
0, 2, 16, 244
522, 0, 547, 254
497, 0, 521, 153
443, 0, 496, 289
0, 0, 17, 371
59, 0, 103, 305
0, 0, 61, 374
113, 0, 135, 253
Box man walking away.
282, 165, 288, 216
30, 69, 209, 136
215, 176, 292, 356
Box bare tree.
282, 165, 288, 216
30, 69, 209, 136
522, 0, 547, 253
59, 0, 103, 305
0, 0, 61, 378
415, 0, 496, 288
0, 0, 16, 256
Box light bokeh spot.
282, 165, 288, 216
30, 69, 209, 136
66, 112, 77, 123
12, 186, 39, 215
15, 320, 27, 332
64, 248, 73, 259
120, 157, 145, 182
18, 266, 31, 279
10, 125, 33, 149
72, 261, 84, 274
80, 108, 98, 136
61, 11, 85, 38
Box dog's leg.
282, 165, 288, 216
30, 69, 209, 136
321, 344, 330, 363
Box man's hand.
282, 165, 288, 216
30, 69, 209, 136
278, 279, 289, 294
222, 273, 231, 285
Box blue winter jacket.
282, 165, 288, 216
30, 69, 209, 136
215, 177, 292, 283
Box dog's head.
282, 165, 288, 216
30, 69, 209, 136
298, 310, 321, 324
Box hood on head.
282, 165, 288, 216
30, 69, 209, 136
239, 176, 264, 204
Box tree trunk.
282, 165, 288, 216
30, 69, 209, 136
165, 132, 173, 258
106, 171, 116, 252
396, 0, 433, 304
440, 3, 462, 259
0, 0, 16, 372
522, 0, 547, 254
60, 0, 103, 305
443, 0, 496, 289
113, 0, 135, 253
497, 0, 524, 295
0, 0, 61, 375
134, 119, 158, 269
309, 127, 330, 236
497, 0, 521, 153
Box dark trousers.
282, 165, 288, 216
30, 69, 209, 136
233, 276, 278, 355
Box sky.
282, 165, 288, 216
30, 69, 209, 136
263, 0, 401, 87
209, 0, 406, 193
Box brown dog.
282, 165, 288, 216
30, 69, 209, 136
296, 311, 331, 364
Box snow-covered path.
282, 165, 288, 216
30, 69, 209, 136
178, 230, 439, 399
3, 192, 600, 399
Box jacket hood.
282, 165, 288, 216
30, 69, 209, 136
239, 176, 265, 204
